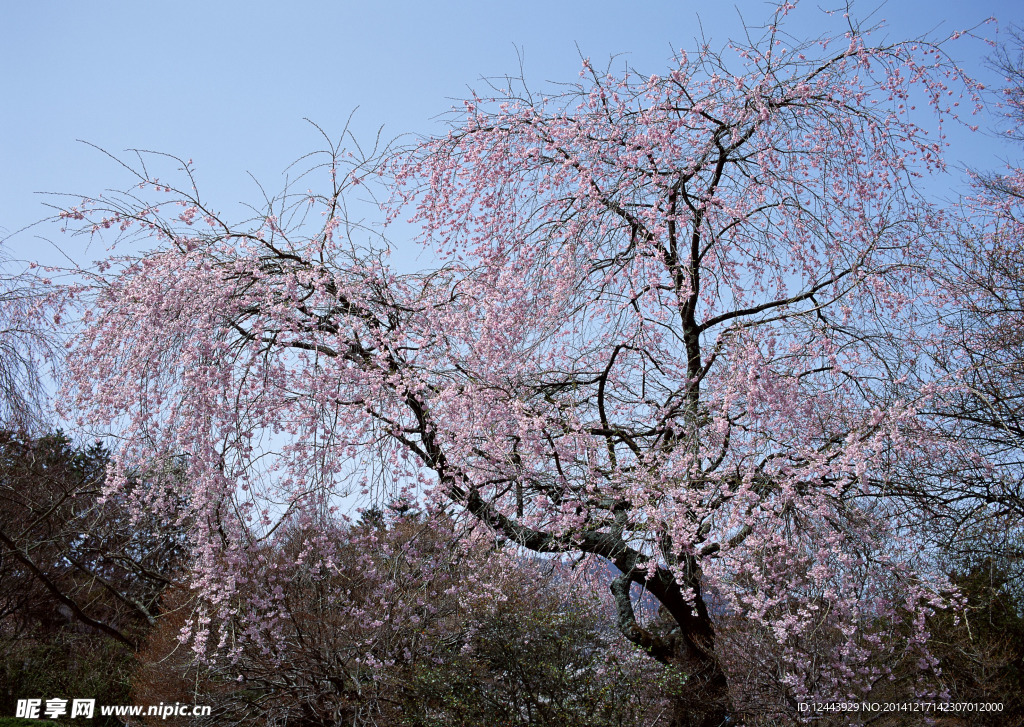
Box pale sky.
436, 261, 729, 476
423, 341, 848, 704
3, 0, 1021, 268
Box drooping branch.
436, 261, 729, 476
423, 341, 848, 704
0, 526, 137, 648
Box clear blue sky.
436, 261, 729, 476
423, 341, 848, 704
2, 0, 1021, 267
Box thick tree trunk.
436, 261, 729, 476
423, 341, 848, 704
669, 653, 732, 727
609, 573, 732, 726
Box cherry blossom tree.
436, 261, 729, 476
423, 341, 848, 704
58, 7, 983, 725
